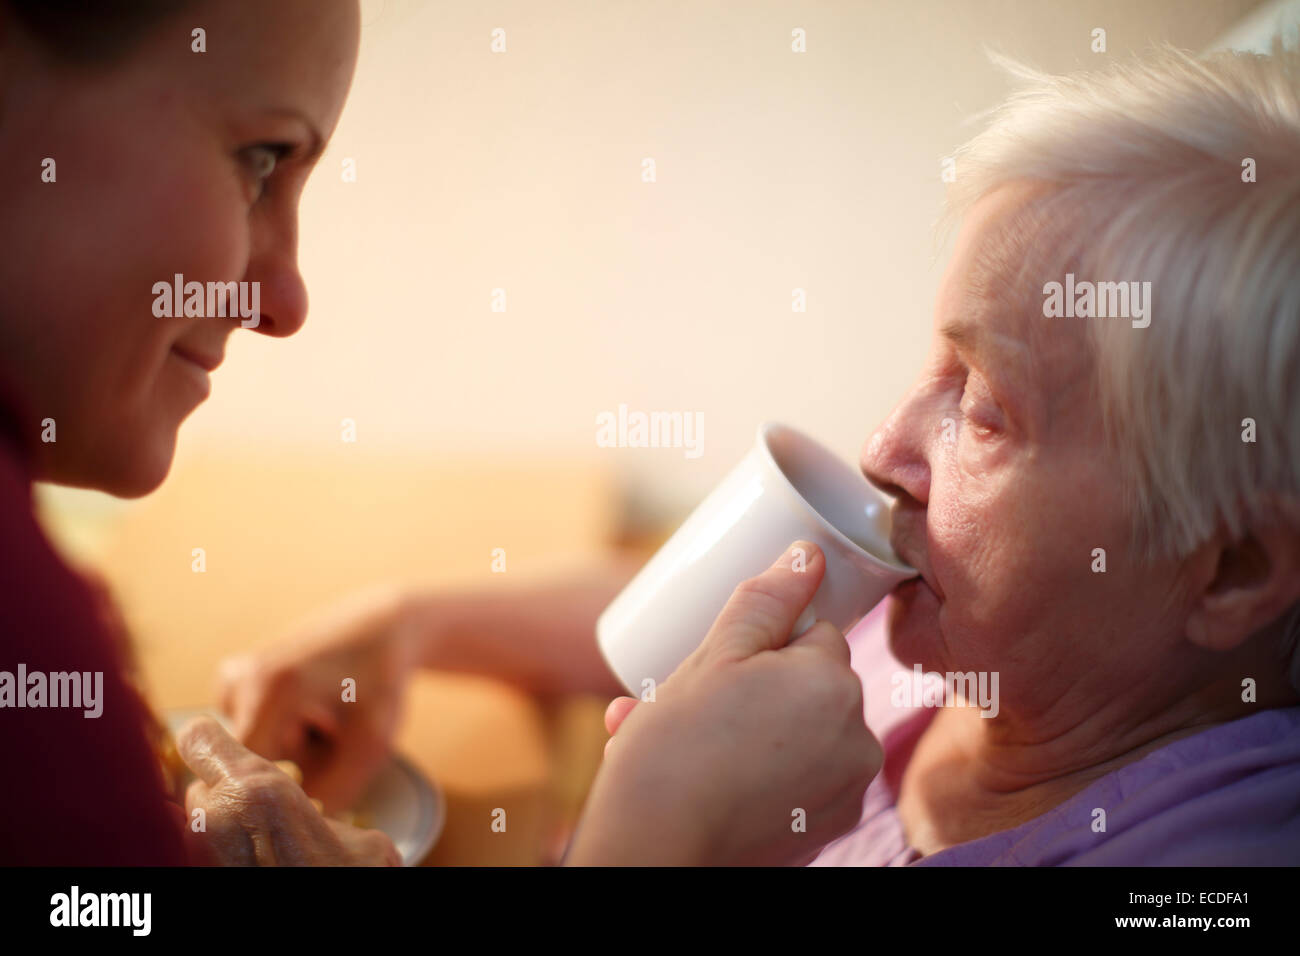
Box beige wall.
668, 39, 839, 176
48, 0, 1267, 528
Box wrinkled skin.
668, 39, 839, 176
178, 716, 399, 866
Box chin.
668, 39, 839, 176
50, 429, 178, 498
94, 461, 173, 498
103, 438, 177, 497
884, 580, 947, 671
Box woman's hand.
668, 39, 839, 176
176, 716, 401, 866
216, 587, 416, 814
567, 541, 882, 866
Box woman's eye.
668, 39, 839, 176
239, 144, 291, 197
958, 373, 1001, 436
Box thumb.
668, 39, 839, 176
176, 714, 272, 787
697, 540, 826, 663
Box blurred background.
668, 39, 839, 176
35, 0, 1296, 864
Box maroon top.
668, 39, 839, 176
0, 380, 188, 865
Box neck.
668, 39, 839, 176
901, 647, 1298, 853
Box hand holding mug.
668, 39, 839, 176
597, 422, 915, 692
568, 541, 883, 866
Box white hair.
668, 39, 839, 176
942, 43, 1300, 691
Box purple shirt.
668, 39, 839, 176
810, 603, 1300, 866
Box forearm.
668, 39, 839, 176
399, 553, 642, 697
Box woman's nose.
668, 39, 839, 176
241, 241, 308, 338
860, 387, 933, 506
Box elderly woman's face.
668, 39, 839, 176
0, 0, 359, 495
861, 184, 1190, 715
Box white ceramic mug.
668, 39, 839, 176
596, 422, 917, 694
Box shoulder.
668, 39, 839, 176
0, 440, 187, 864
0, 440, 109, 665
1006, 708, 1300, 866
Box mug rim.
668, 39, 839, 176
755, 421, 916, 576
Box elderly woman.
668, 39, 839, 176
810, 44, 1300, 864
0, 0, 873, 866
237, 44, 1300, 865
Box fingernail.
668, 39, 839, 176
782, 540, 817, 569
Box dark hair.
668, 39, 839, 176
4, 0, 195, 65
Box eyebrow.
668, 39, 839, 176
939, 318, 978, 354
940, 316, 1030, 418
940, 317, 1007, 372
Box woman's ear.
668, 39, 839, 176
1184, 501, 1300, 653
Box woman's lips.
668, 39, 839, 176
171, 344, 222, 372
895, 576, 927, 596
891, 543, 940, 599
169, 347, 214, 398
892, 575, 941, 612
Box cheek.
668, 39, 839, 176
45, 131, 250, 355
924, 438, 1071, 649
929, 447, 1139, 649
928, 442, 1008, 590
143, 149, 253, 281
65, 155, 248, 470
929, 472, 1014, 623
110, 151, 251, 379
